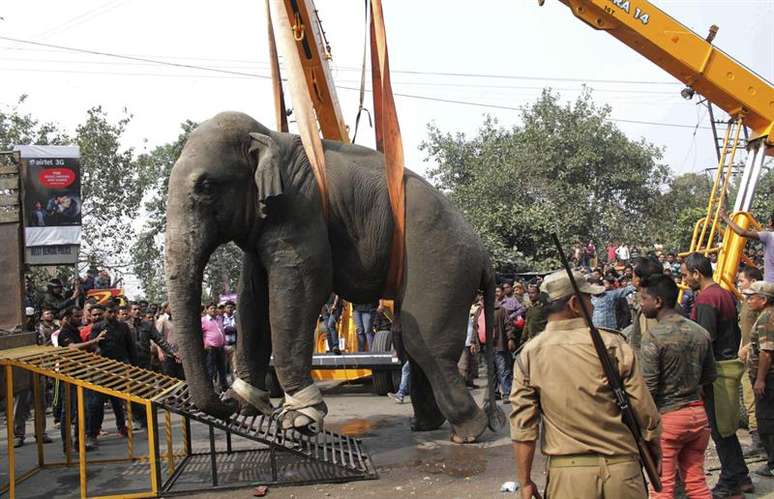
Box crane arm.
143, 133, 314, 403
275, 0, 349, 142
550, 0, 774, 145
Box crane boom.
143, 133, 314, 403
553, 0, 774, 145
276, 0, 349, 142
544, 0, 772, 297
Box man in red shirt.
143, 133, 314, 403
682, 252, 752, 497
606, 242, 618, 264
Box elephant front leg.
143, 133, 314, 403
266, 253, 331, 434
223, 252, 274, 416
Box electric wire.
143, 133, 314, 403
34, 0, 130, 40
0, 36, 712, 130
0, 55, 684, 95
0, 36, 272, 79
0, 36, 680, 86
679, 104, 708, 171
0, 56, 683, 96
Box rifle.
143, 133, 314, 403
551, 233, 662, 492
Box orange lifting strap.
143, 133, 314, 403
370, 0, 406, 296
265, 0, 288, 133
267, 0, 406, 295
269, 0, 330, 219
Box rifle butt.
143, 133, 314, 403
639, 440, 662, 492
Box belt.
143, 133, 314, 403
549, 453, 638, 468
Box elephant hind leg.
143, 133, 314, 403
407, 357, 446, 432
400, 311, 489, 442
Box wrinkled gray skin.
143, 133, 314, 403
165, 111, 499, 441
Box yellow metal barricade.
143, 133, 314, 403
0, 346, 185, 499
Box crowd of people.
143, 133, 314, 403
11, 277, 188, 453
7, 210, 774, 497
11, 268, 412, 454
506, 213, 774, 499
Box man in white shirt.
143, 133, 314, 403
616, 244, 630, 263
222, 301, 238, 377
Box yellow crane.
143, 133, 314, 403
541, 0, 774, 293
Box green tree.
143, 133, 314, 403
421, 89, 669, 271
130, 121, 196, 303
1, 99, 153, 266
76, 106, 152, 264
203, 242, 243, 303
4, 99, 245, 303
751, 163, 773, 222
0, 96, 70, 150
652, 172, 712, 252
651, 163, 773, 255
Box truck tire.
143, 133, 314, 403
371, 330, 398, 395
265, 370, 284, 398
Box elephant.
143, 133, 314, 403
165, 111, 503, 443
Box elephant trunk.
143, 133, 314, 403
165, 203, 235, 419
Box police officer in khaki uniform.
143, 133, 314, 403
510, 270, 661, 499
742, 280, 774, 477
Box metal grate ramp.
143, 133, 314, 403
156, 383, 378, 483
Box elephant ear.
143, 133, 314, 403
248, 132, 284, 217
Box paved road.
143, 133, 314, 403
192, 381, 774, 499
3, 377, 774, 498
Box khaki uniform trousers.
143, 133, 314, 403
741, 368, 758, 431
547, 454, 646, 499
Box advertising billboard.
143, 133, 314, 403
15, 145, 81, 265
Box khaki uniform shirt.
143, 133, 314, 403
510, 317, 661, 456
522, 297, 548, 345
748, 307, 774, 377
739, 300, 761, 348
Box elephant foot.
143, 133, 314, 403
448, 409, 489, 444
449, 431, 478, 444
410, 414, 446, 432
408, 359, 446, 432
220, 388, 264, 417
277, 384, 328, 435
198, 394, 238, 421
277, 401, 328, 435
225, 378, 274, 417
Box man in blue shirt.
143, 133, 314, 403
591, 276, 635, 330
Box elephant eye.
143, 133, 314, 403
196, 177, 216, 195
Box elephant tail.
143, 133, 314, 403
481, 264, 506, 432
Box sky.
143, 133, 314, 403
1, 0, 772, 294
